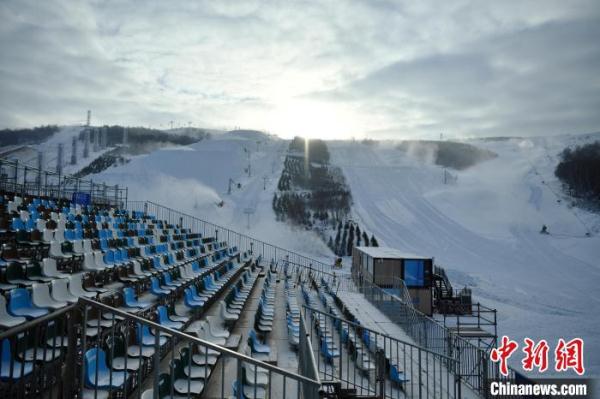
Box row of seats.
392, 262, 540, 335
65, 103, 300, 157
319, 277, 409, 387
0, 251, 243, 392
254, 271, 276, 334
316, 281, 374, 373
2, 192, 232, 315
78, 257, 252, 397
234, 270, 281, 399
285, 273, 300, 350
138, 265, 261, 398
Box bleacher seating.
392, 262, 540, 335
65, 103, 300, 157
0, 191, 255, 398
2, 186, 397, 399
285, 273, 300, 350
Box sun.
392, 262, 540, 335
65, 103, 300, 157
268, 99, 359, 140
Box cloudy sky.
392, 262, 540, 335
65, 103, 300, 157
1, 0, 599, 139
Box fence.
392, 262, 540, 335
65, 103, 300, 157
298, 305, 322, 398
127, 200, 333, 277
0, 157, 126, 207
0, 297, 322, 399
0, 302, 77, 398
346, 269, 513, 395
302, 305, 461, 399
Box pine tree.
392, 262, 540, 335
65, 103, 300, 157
347, 226, 355, 255
362, 231, 369, 246
370, 234, 379, 247
341, 229, 348, 256
334, 229, 341, 254
328, 236, 334, 250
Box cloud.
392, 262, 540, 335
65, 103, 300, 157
0, 0, 598, 138
313, 16, 600, 138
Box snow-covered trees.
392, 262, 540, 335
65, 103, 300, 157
370, 234, 379, 247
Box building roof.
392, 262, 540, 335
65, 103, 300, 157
355, 246, 431, 260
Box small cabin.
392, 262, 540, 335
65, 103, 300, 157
352, 246, 433, 315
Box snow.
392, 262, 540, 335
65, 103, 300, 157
0, 125, 114, 174
355, 246, 431, 260
329, 136, 600, 378
94, 131, 334, 262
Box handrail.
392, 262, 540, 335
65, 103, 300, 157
0, 156, 127, 206
147, 200, 330, 268
127, 200, 335, 279
0, 302, 78, 340
79, 296, 322, 386
298, 302, 322, 396
349, 270, 513, 394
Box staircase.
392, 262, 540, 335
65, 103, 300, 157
433, 265, 473, 314
433, 265, 453, 299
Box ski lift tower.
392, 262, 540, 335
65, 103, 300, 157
243, 208, 255, 229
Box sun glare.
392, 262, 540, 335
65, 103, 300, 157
269, 99, 359, 140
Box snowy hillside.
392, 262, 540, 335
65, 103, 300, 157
329, 135, 600, 377
94, 131, 333, 261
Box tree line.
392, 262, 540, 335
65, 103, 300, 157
555, 141, 600, 207
273, 137, 380, 256
0, 125, 59, 146
288, 136, 330, 164
78, 126, 209, 147
273, 154, 352, 224
328, 220, 379, 256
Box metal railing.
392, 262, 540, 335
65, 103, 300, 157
0, 297, 322, 399
0, 157, 127, 207
302, 305, 461, 399
127, 200, 333, 277
0, 302, 78, 398
347, 269, 513, 395
90, 297, 320, 399
298, 304, 322, 398
442, 303, 498, 350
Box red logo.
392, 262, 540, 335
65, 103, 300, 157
491, 336, 519, 376
522, 338, 549, 372
555, 338, 585, 375
490, 336, 585, 376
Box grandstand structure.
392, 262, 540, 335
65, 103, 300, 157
0, 156, 516, 399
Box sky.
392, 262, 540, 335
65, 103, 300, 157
0, 0, 599, 140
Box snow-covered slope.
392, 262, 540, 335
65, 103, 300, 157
329, 136, 600, 377
94, 132, 333, 260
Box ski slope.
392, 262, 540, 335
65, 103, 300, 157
95, 131, 333, 260
329, 136, 600, 377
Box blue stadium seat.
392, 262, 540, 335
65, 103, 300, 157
184, 288, 204, 309
1, 339, 34, 380
390, 364, 409, 385
84, 348, 128, 389
149, 277, 171, 298
320, 339, 340, 363
156, 306, 183, 330
248, 330, 270, 355
123, 288, 151, 309
7, 288, 49, 319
